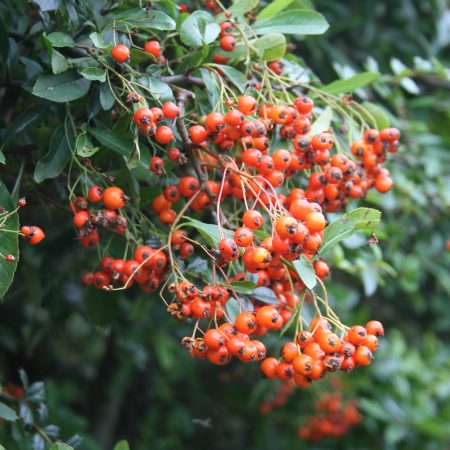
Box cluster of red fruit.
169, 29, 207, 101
81, 245, 168, 292
259, 318, 384, 388
133, 101, 179, 144
70, 186, 128, 248
297, 392, 362, 441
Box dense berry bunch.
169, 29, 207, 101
297, 392, 362, 441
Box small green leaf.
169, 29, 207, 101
217, 0, 259, 20
361, 101, 390, 129
293, 256, 317, 290
51, 50, 69, 74
253, 33, 286, 61
49, 444, 74, 450
0, 183, 19, 300
113, 440, 130, 450
253, 10, 329, 35
76, 132, 99, 157
180, 11, 220, 47
80, 67, 106, 82
230, 280, 257, 294
182, 218, 233, 247
121, 9, 176, 31
100, 82, 115, 110
319, 208, 381, 256
199, 68, 221, 110
86, 126, 134, 157
137, 76, 174, 102
322, 72, 380, 95
89, 32, 111, 50
250, 286, 279, 304
309, 106, 332, 136
212, 65, 247, 93
225, 297, 241, 323
257, 0, 294, 20
0, 402, 18, 421
46, 32, 75, 47
34, 124, 75, 183
33, 70, 91, 103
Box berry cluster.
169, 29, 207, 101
81, 245, 168, 292
70, 186, 128, 248
259, 319, 383, 388
297, 392, 362, 441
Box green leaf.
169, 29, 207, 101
253, 33, 286, 61
0, 17, 10, 63
180, 11, 220, 47
33, 70, 91, 103
257, 0, 294, 20
230, 280, 257, 294
217, 0, 259, 20
225, 297, 241, 323
199, 68, 221, 110
322, 72, 380, 95
113, 440, 130, 450
137, 76, 174, 102
86, 126, 134, 157
49, 444, 74, 450
80, 67, 106, 82
46, 32, 75, 47
0, 183, 19, 300
250, 286, 279, 304
361, 101, 390, 129
319, 208, 381, 256
0, 402, 17, 421
308, 106, 332, 136
89, 32, 111, 50
0, 107, 48, 151
123, 9, 176, 31
293, 256, 317, 289
34, 124, 74, 183
213, 65, 247, 94
100, 82, 115, 110
253, 10, 329, 35
31, 0, 60, 12
51, 50, 69, 74
182, 218, 233, 247
75, 132, 99, 157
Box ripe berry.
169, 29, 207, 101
103, 187, 126, 209
162, 101, 179, 119
5, 254, 15, 262
134, 108, 154, 126
220, 35, 236, 52
234, 227, 254, 247
18, 197, 26, 207
163, 185, 180, 203
144, 40, 161, 58
73, 210, 90, 228
365, 320, 384, 337
167, 147, 181, 161
155, 126, 174, 144
88, 185, 103, 203
347, 325, 367, 345
219, 238, 239, 261
111, 44, 130, 63
179, 242, 194, 259
275, 216, 298, 239
237, 95, 257, 116
189, 125, 208, 144
150, 156, 165, 175
292, 354, 313, 375
179, 176, 200, 198
242, 210, 263, 229
159, 208, 176, 224
235, 312, 256, 335
260, 357, 279, 379
205, 112, 226, 132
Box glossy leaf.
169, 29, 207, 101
361, 101, 391, 129
319, 208, 381, 256
33, 70, 91, 103
0, 402, 18, 421
253, 9, 329, 35
322, 72, 380, 95
0, 183, 19, 300
250, 286, 280, 304
253, 33, 286, 61
180, 11, 220, 47
230, 280, 257, 294
182, 218, 233, 247
80, 67, 106, 82
212, 65, 247, 93
216, 0, 259, 20
308, 106, 332, 136
293, 256, 317, 290
258, 0, 293, 19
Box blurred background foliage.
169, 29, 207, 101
0, 0, 449, 449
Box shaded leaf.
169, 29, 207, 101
213, 65, 247, 93
31, 0, 61, 11
76, 132, 99, 157
80, 67, 106, 82
86, 126, 134, 157
180, 11, 220, 47
257, 0, 294, 20
34, 125, 74, 183
89, 32, 111, 49
230, 280, 257, 294
113, 441, 130, 450
361, 101, 390, 129
250, 286, 279, 304
46, 32, 75, 47
308, 106, 332, 136
182, 218, 233, 247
